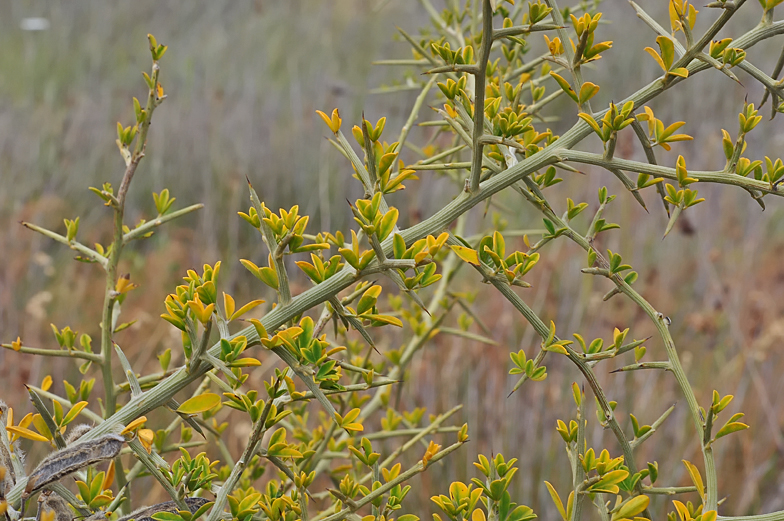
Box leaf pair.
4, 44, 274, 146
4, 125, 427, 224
645, 36, 689, 79
550, 72, 599, 105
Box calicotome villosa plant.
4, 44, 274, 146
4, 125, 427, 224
3, 1, 784, 521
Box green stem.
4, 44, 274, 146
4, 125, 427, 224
493, 23, 564, 40
20, 222, 108, 268
569, 390, 586, 521
469, 0, 494, 193
397, 76, 437, 154
102, 58, 162, 420
363, 427, 461, 440
2, 344, 102, 363
366, 406, 462, 482
737, 59, 784, 99
247, 182, 292, 305
620, 285, 718, 510
317, 440, 465, 521
544, 0, 592, 113
123, 204, 204, 243
671, 0, 746, 72
517, 186, 718, 510
206, 393, 275, 521
718, 513, 784, 521
559, 150, 784, 196
643, 485, 698, 495
444, 235, 645, 500
630, 404, 675, 450
126, 438, 186, 510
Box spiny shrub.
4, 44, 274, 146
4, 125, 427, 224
3, 2, 784, 521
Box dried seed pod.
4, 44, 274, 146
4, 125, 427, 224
0, 462, 13, 500
87, 498, 210, 521
0, 402, 17, 493
25, 434, 125, 495
36, 491, 73, 521
0, 465, 9, 500
0, 453, 14, 492
65, 425, 93, 445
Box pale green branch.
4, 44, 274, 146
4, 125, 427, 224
21, 222, 108, 269
123, 203, 204, 243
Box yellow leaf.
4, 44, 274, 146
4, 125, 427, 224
6, 425, 49, 443
673, 500, 690, 521
115, 274, 138, 295
102, 460, 116, 491
330, 108, 342, 133
120, 416, 148, 435
578, 82, 600, 104
31, 414, 52, 440
230, 299, 264, 321
544, 481, 567, 521
682, 460, 705, 500
450, 245, 480, 265
228, 358, 262, 367
187, 295, 214, 324
546, 344, 569, 355
669, 68, 689, 78
248, 318, 268, 340
138, 429, 154, 453
364, 313, 404, 327
669, 1, 681, 32
316, 110, 332, 131
62, 401, 89, 426
177, 393, 221, 415
644, 47, 666, 72
422, 440, 441, 468
223, 292, 236, 319
702, 511, 718, 521
315, 108, 341, 133
18, 412, 33, 429
11, 337, 22, 351
41, 375, 53, 392
611, 494, 649, 521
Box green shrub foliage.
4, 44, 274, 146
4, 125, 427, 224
4, 2, 784, 521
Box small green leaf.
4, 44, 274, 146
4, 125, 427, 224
670, 67, 689, 78
578, 82, 600, 104
152, 513, 182, 521
611, 495, 650, 521
62, 401, 88, 426
657, 35, 675, 69
715, 421, 750, 440
544, 481, 567, 521
357, 285, 382, 315
177, 393, 221, 415
549, 72, 578, 102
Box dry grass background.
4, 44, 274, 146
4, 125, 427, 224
3, 0, 784, 518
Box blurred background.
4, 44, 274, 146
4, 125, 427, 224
2, 0, 784, 519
